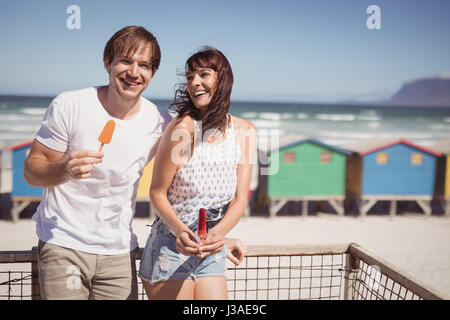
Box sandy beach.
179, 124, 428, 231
1, 213, 449, 298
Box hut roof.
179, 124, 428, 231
6, 139, 34, 151
258, 133, 351, 155
430, 138, 450, 155
342, 138, 442, 157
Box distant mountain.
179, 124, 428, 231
385, 77, 450, 107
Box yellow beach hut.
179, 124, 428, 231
136, 158, 155, 217
431, 139, 450, 217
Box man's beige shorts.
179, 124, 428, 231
37, 240, 138, 300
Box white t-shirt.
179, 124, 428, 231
33, 87, 172, 255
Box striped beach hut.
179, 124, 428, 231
257, 134, 351, 217
6, 140, 42, 221
431, 139, 450, 217
343, 138, 442, 217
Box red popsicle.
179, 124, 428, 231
98, 120, 115, 151
198, 208, 206, 240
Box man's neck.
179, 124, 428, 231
98, 86, 141, 120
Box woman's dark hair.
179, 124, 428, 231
170, 46, 234, 135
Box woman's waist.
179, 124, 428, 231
169, 198, 232, 217
168, 191, 235, 205
152, 215, 223, 237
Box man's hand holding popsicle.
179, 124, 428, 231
63, 120, 115, 179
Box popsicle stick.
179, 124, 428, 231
99, 144, 104, 152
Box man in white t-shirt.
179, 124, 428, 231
24, 26, 169, 300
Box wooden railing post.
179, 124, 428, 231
31, 261, 40, 300
30, 246, 40, 300
343, 249, 358, 300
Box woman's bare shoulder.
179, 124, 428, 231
165, 115, 195, 133
232, 116, 256, 132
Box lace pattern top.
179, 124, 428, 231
166, 116, 242, 229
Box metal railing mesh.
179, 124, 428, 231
0, 270, 36, 300
349, 255, 422, 300
225, 253, 344, 300
0, 244, 445, 300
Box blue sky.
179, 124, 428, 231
0, 0, 449, 103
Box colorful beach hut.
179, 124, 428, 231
343, 138, 442, 217
257, 134, 351, 217
430, 139, 450, 217
136, 158, 155, 217
6, 140, 42, 221
0, 141, 11, 194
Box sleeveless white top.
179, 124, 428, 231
167, 116, 242, 229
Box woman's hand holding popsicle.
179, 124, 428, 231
175, 228, 201, 257
197, 227, 225, 258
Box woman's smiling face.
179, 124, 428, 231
186, 67, 218, 112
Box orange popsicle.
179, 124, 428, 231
98, 120, 115, 151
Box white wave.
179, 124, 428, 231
367, 122, 381, 128
444, 117, 450, 123
241, 112, 258, 119
259, 112, 282, 121
2, 124, 40, 132
256, 128, 285, 138
320, 138, 357, 146
416, 140, 441, 147
402, 133, 434, 139
0, 114, 43, 121
356, 115, 382, 121
0, 133, 35, 140
318, 130, 436, 141
318, 130, 375, 139
252, 119, 282, 128
315, 113, 356, 121
428, 124, 450, 131
281, 113, 295, 120
21, 108, 46, 116
297, 113, 309, 119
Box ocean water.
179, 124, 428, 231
1, 95, 450, 163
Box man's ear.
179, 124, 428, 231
104, 59, 110, 73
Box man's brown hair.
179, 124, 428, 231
103, 26, 161, 74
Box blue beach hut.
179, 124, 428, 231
344, 138, 442, 217
6, 140, 42, 221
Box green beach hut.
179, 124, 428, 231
257, 134, 351, 217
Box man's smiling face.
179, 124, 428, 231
104, 44, 154, 101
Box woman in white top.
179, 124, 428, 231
138, 47, 256, 299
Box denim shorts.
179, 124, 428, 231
138, 219, 226, 284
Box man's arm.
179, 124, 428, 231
24, 139, 103, 188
